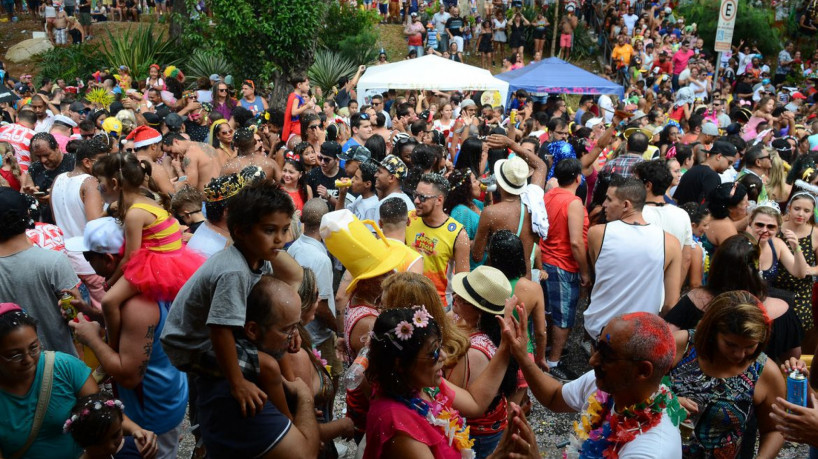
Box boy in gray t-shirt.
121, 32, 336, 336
160, 180, 303, 416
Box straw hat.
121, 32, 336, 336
320, 209, 404, 293
451, 266, 512, 315
493, 156, 529, 195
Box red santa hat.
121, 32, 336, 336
125, 125, 162, 149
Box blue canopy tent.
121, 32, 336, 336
495, 57, 624, 108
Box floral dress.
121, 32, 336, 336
668, 330, 766, 458
774, 227, 817, 330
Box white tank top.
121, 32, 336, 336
584, 219, 665, 339
51, 172, 95, 275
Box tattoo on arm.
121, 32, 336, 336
145, 325, 155, 339
183, 157, 191, 168
137, 359, 148, 377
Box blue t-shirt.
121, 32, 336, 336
116, 301, 188, 435
0, 352, 90, 459
342, 137, 361, 153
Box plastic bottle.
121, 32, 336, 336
344, 347, 369, 390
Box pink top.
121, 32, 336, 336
364, 380, 462, 459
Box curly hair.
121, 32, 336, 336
442, 168, 475, 215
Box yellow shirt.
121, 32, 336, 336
406, 215, 463, 306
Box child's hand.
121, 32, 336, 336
132, 428, 158, 459
230, 379, 268, 417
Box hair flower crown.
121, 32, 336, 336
371, 306, 433, 350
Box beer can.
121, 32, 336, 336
335, 178, 352, 188
787, 370, 808, 407
509, 109, 518, 125
60, 292, 77, 321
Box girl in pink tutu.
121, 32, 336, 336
93, 153, 204, 349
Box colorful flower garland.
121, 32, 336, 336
566, 385, 684, 459
397, 389, 476, 459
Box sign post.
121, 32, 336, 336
713, 0, 738, 96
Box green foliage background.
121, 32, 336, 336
676, 0, 781, 58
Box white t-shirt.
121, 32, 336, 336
599, 95, 614, 123
348, 194, 380, 223
642, 204, 694, 250
562, 371, 683, 459
623, 14, 638, 35
378, 191, 416, 216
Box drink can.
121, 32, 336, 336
787, 370, 808, 407
335, 178, 352, 188
509, 109, 518, 125
60, 293, 77, 321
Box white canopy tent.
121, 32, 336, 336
356, 55, 510, 107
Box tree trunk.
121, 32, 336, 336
169, 0, 188, 42
550, 0, 560, 57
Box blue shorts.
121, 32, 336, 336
195, 377, 292, 459
542, 263, 580, 328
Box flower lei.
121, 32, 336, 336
397, 389, 476, 459
63, 399, 125, 433
566, 385, 684, 459
311, 348, 332, 375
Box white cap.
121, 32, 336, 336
585, 117, 604, 129
65, 217, 124, 254
53, 114, 78, 128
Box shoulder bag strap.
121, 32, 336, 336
10, 350, 56, 459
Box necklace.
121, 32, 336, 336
397, 389, 475, 458
568, 384, 684, 459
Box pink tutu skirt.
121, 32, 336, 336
122, 247, 205, 302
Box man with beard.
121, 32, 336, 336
406, 173, 469, 306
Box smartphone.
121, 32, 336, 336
33, 191, 47, 197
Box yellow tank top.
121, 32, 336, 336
406, 215, 463, 306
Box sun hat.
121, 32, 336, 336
451, 266, 512, 315
493, 156, 529, 195
320, 210, 404, 293
65, 217, 124, 254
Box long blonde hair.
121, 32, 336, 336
766, 151, 788, 200
380, 272, 469, 367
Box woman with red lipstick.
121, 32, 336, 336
776, 192, 818, 333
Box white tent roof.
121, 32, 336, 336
356, 55, 509, 107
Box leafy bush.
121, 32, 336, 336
320, 2, 380, 65
185, 50, 234, 86
33, 44, 106, 86
99, 24, 182, 81
309, 48, 357, 94
676, 0, 780, 58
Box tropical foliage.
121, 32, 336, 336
308, 49, 357, 94
99, 24, 182, 81
320, 2, 381, 66
676, 0, 781, 57
184, 50, 234, 86
33, 44, 106, 86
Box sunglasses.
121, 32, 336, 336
417, 344, 442, 363
218, 88, 228, 92
752, 222, 777, 232
592, 337, 642, 363
415, 192, 440, 203
308, 124, 323, 130
318, 155, 334, 163
359, 113, 370, 120
123, 148, 135, 154
220, 128, 234, 135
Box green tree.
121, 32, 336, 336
183, 0, 329, 107
677, 0, 781, 58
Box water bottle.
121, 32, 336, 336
344, 347, 369, 390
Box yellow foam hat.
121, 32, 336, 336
320, 209, 405, 293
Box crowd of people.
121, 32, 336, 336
3, 0, 818, 458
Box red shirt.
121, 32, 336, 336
0, 123, 34, 172
541, 188, 588, 273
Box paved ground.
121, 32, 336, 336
176, 297, 809, 458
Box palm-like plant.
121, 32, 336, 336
185, 50, 233, 86
34, 44, 106, 86
308, 48, 357, 94
99, 24, 181, 81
